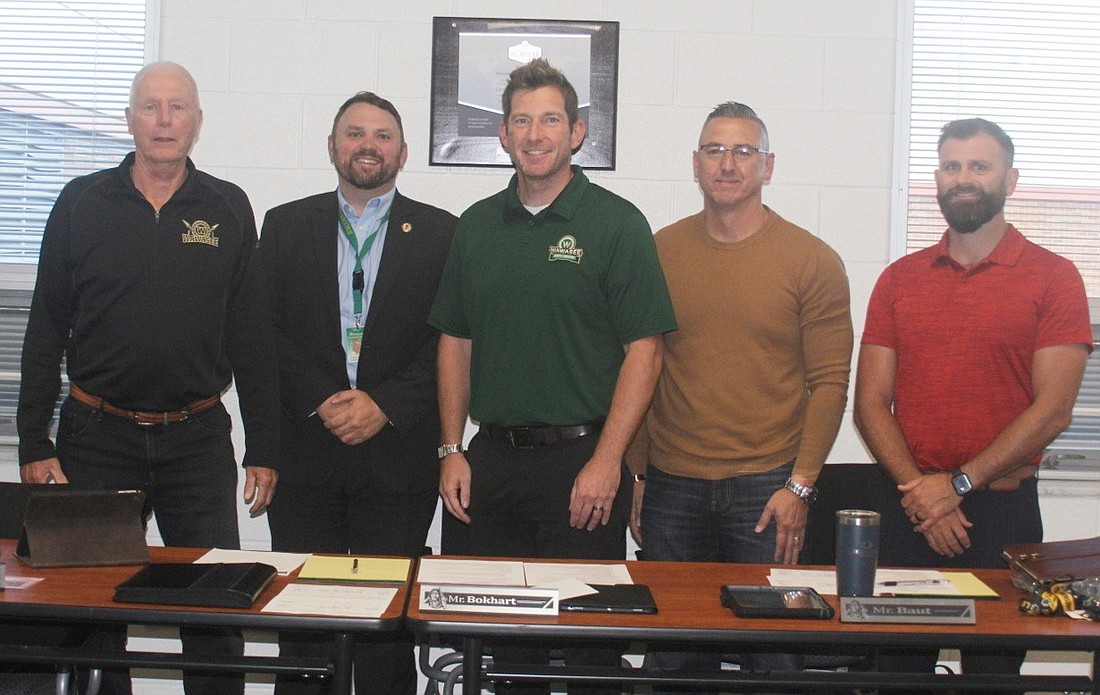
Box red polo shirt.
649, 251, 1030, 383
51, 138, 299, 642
862, 226, 1093, 472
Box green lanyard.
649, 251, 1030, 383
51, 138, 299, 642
338, 209, 390, 320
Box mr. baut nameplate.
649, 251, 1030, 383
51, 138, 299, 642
840, 596, 975, 624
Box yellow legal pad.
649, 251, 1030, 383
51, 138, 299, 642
296, 555, 411, 584
942, 571, 999, 599
882, 572, 999, 599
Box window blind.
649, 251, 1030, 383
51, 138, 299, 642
0, 0, 146, 263
906, 0, 1100, 297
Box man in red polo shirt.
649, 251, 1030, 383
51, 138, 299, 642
855, 118, 1093, 682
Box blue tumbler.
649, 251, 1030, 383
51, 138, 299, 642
835, 509, 880, 597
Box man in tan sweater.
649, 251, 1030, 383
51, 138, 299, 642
627, 102, 852, 689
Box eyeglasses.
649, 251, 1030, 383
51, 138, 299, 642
697, 143, 769, 161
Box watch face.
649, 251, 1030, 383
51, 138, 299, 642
952, 472, 972, 496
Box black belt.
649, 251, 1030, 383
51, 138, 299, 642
480, 422, 603, 449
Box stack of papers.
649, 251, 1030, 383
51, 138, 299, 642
196, 548, 309, 575
416, 558, 634, 600
262, 584, 397, 618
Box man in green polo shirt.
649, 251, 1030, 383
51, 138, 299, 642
429, 58, 676, 694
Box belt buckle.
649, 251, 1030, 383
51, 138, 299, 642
507, 427, 536, 448
136, 412, 177, 426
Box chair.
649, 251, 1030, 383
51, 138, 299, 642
0, 482, 102, 695
805, 463, 897, 566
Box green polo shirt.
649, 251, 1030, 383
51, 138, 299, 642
430, 166, 676, 427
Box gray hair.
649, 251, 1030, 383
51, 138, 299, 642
703, 101, 769, 150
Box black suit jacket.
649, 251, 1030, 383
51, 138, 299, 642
259, 190, 456, 491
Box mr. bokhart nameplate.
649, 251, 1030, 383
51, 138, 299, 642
419, 584, 559, 616
840, 597, 976, 624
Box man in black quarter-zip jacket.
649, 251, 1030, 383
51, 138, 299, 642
17, 61, 279, 695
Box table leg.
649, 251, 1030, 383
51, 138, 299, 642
1093, 649, 1099, 695
332, 632, 354, 694
463, 637, 483, 693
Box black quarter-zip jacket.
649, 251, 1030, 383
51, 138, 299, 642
18, 152, 279, 468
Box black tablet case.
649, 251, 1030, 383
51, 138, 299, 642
559, 584, 657, 614
114, 563, 278, 609
16, 488, 149, 567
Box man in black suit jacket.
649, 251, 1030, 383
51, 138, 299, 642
260, 92, 456, 695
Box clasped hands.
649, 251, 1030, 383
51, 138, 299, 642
899, 472, 973, 557
316, 389, 388, 446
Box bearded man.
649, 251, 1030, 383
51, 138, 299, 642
854, 118, 1093, 685
260, 91, 456, 695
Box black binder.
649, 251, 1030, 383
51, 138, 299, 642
114, 563, 278, 609
559, 584, 658, 614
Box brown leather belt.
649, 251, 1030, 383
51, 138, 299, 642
69, 383, 221, 426
480, 422, 603, 449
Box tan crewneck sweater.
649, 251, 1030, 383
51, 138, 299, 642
627, 209, 853, 482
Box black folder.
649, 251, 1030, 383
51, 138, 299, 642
16, 488, 149, 567
114, 562, 278, 609
559, 584, 657, 614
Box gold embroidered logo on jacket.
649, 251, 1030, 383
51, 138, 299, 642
181, 220, 220, 247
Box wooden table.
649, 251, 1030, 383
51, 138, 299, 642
0, 540, 409, 694
407, 557, 1100, 692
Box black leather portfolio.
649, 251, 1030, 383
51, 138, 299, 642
16, 488, 149, 567
559, 584, 658, 614
114, 562, 278, 609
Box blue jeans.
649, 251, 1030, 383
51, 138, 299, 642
641, 463, 794, 564
641, 463, 802, 694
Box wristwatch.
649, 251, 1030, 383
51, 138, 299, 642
437, 443, 463, 460
951, 469, 974, 496
783, 478, 818, 505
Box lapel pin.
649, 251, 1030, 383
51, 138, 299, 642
402, 222, 412, 233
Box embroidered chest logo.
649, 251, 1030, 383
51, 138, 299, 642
181, 219, 220, 247
548, 235, 583, 264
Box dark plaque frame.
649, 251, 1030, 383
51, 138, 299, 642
429, 17, 619, 169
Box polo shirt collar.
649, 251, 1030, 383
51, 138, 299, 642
503, 164, 589, 222
931, 224, 1025, 270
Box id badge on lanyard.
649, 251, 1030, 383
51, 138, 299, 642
345, 326, 364, 364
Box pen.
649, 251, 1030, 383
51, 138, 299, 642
880, 579, 947, 587
352, 558, 359, 575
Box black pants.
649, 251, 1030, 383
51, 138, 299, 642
267, 456, 438, 695
56, 398, 245, 695
876, 478, 1042, 692
466, 431, 631, 695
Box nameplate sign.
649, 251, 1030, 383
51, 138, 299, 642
418, 584, 559, 616
840, 596, 975, 624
